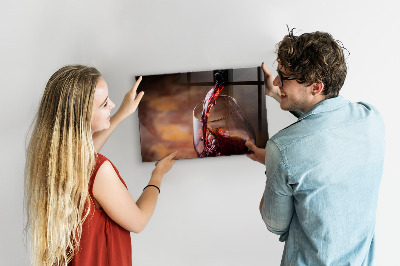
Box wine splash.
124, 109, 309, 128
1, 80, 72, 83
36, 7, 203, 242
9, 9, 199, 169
198, 71, 250, 157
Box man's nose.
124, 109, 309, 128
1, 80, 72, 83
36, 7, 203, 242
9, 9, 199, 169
273, 75, 280, 87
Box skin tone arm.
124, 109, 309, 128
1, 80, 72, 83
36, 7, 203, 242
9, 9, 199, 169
92, 76, 144, 152
93, 151, 177, 233
245, 62, 280, 211
262, 62, 282, 103
245, 61, 282, 164
91, 75, 177, 233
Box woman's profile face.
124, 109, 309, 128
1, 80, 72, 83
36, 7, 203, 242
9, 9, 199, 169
91, 77, 115, 133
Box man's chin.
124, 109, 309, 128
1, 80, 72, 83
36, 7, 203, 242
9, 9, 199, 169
279, 103, 290, 111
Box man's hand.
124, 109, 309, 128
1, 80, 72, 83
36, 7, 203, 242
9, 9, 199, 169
245, 141, 266, 165
262, 62, 281, 103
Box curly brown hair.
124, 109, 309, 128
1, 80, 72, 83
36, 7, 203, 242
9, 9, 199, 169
277, 30, 348, 98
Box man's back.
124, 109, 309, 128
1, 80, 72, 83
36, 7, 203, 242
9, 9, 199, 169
261, 96, 385, 265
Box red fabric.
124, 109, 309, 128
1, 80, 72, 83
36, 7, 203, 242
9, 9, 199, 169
69, 153, 132, 266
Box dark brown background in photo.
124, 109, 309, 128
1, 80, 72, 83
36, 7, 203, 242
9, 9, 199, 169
136, 67, 269, 162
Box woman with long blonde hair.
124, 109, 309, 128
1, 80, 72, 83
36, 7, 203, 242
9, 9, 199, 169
25, 65, 176, 265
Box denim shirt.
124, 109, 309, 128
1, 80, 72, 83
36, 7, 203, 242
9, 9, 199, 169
261, 96, 385, 266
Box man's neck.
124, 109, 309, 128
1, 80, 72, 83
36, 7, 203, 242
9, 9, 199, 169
301, 95, 327, 113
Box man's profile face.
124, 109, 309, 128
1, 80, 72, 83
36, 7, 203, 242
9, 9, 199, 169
273, 64, 315, 113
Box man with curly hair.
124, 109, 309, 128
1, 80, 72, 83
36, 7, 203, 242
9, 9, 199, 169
246, 30, 385, 265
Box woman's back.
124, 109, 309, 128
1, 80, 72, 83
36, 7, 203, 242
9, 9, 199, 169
25, 65, 176, 265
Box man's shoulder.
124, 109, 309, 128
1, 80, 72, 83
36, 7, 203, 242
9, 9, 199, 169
351, 101, 383, 118
269, 121, 305, 150
347, 101, 385, 131
270, 98, 384, 149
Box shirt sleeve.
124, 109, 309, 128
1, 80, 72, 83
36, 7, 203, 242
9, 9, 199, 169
260, 139, 294, 241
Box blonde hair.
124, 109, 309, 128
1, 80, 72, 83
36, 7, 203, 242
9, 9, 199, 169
25, 65, 101, 265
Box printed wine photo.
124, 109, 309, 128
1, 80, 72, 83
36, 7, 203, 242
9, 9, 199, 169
136, 67, 269, 162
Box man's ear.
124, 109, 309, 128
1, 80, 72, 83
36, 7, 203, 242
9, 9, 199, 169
312, 82, 324, 96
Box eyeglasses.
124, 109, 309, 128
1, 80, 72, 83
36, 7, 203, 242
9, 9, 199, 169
277, 70, 297, 87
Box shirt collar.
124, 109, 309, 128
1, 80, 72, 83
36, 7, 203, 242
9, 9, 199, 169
298, 95, 350, 121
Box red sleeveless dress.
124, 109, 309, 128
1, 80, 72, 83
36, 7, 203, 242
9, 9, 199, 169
69, 153, 132, 266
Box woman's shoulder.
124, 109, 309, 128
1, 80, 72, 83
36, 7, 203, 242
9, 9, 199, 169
91, 153, 109, 178
95, 153, 108, 163
94, 153, 127, 188
90, 153, 115, 193
97, 160, 117, 178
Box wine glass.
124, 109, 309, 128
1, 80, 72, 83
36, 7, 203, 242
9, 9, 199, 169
193, 95, 256, 158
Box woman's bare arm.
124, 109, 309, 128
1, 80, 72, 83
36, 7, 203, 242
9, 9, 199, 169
92, 77, 144, 152
93, 151, 177, 233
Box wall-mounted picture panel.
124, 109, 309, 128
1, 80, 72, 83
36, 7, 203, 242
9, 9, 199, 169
136, 67, 269, 162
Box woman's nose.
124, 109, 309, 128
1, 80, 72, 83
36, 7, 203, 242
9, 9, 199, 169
109, 100, 115, 109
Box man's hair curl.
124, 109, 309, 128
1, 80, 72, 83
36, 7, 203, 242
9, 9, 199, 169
277, 29, 348, 98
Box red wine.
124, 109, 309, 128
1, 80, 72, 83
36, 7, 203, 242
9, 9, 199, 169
201, 127, 249, 157
199, 71, 250, 157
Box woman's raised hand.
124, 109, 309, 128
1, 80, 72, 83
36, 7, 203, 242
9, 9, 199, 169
116, 76, 145, 119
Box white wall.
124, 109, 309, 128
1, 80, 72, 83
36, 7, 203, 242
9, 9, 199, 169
1, 0, 399, 265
